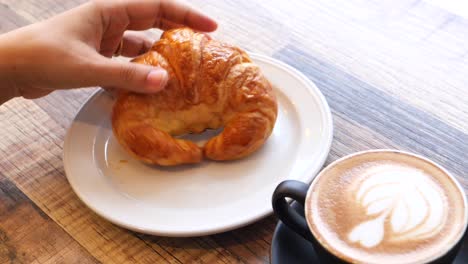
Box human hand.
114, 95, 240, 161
0, 0, 217, 101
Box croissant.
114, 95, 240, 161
111, 27, 278, 166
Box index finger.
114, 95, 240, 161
98, 0, 218, 32
157, 0, 218, 32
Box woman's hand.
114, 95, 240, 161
0, 0, 217, 103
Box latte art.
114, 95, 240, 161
348, 165, 447, 248
306, 151, 467, 264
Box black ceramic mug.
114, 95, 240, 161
272, 150, 468, 264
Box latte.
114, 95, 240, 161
305, 151, 467, 264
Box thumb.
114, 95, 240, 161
92, 59, 168, 93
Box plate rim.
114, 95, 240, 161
62, 52, 334, 237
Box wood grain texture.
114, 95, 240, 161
0, 0, 467, 263
0, 98, 179, 264
0, 1, 28, 33
0, 171, 99, 263
2, 0, 86, 22
200, 0, 468, 133
274, 45, 468, 188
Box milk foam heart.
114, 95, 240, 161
306, 151, 467, 264
347, 165, 446, 248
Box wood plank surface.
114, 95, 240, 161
0, 0, 467, 263
0, 172, 99, 264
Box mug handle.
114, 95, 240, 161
272, 180, 314, 242
272, 180, 346, 264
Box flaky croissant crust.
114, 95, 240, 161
111, 27, 278, 166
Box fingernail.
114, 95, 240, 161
146, 69, 168, 92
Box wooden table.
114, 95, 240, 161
0, 0, 467, 263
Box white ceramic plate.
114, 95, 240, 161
63, 53, 333, 237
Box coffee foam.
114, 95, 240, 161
348, 164, 446, 248
306, 151, 467, 264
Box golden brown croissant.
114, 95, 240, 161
111, 27, 278, 166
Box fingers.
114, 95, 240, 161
92, 58, 168, 93
158, 0, 217, 32
19, 87, 52, 99
119, 31, 153, 57
96, 0, 217, 32
157, 18, 184, 31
